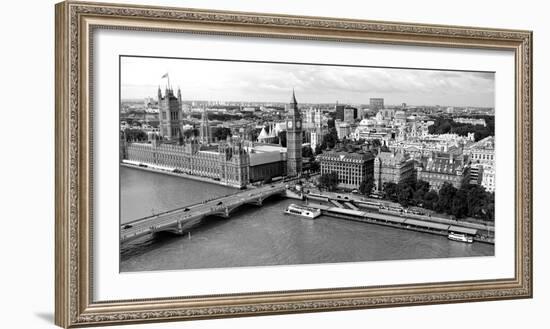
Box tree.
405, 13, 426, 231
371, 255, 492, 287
314, 144, 323, 155
450, 188, 468, 218
302, 146, 313, 158
370, 139, 382, 150
483, 192, 495, 221
319, 172, 339, 191
212, 127, 232, 141
277, 131, 287, 147
359, 174, 375, 196
309, 161, 320, 173
320, 127, 338, 150
250, 128, 262, 142
464, 184, 488, 218
412, 180, 430, 206
183, 129, 198, 138
428, 116, 494, 142
397, 182, 414, 207
459, 183, 494, 222
124, 128, 147, 142
383, 182, 399, 202
423, 190, 439, 210
436, 182, 457, 214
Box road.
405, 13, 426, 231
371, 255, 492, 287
120, 183, 287, 243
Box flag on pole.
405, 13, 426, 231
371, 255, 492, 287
161, 73, 171, 90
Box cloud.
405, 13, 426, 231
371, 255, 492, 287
121, 57, 494, 107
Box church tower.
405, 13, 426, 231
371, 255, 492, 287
199, 106, 212, 145
286, 90, 303, 176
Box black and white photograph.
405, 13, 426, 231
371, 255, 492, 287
119, 56, 496, 272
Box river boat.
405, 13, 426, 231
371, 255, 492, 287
448, 232, 474, 243
284, 204, 321, 219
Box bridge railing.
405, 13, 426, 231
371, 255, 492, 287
121, 187, 289, 243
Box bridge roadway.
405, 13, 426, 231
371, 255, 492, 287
121, 183, 287, 244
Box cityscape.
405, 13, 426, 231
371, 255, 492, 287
119, 57, 495, 272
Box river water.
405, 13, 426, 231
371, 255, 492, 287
120, 166, 494, 272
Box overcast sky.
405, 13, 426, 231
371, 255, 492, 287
121, 56, 495, 107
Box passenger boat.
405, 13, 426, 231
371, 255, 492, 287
448, 232, 474, 243
284, 204, 322, 219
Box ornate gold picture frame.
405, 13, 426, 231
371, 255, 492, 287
55, 1, 532, 327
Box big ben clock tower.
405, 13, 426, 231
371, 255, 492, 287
286, 89, 303, 176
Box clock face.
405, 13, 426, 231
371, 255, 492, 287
288, 121, 293, 128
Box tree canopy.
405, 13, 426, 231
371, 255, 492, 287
212, 127, 232, 141
318, 172, 339, 191
428, 115, 494, 141
380, 179, 494, 221
359, 174, 375, 196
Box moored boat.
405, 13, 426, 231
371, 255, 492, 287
448, 232, 474, 243
284, 204, 321, 219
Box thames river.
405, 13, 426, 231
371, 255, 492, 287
120, 166, 494, 272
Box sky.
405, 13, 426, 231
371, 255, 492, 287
121, 56, 495, 107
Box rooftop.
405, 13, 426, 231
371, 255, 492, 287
376, 150, 409, 165
318, 151, 374, 162
420, 154, 467, 174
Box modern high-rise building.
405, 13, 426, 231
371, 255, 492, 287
334, 102, 345, 121
158, 86, 182, 141
369, 98, 384, 111
344, 107, 356, 123
286, 90, 303, 176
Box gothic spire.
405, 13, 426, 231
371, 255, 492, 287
290, 88, 298, 106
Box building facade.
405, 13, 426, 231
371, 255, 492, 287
310, 129, 325, 152
335, 120, 352, 140
454, 117, 487, 127
286, 90, 303, 176
464, 136, 495, 192
465, 136, 495, 166
373, 150, 415, 191
343, 107, 357, 123
417, 153, 470, 191
481, 165, 495, 193
158, 86, 183, 141
124, 137, 250, 188
318, 151, 375, 190
304, 108, 323, 129
469, 164, 484, 185
199, 107, 212, 145
369, 98, 384, 111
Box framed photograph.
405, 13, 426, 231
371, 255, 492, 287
55, 1, 532, 327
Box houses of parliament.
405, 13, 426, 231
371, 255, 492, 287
121, 86, 303, 188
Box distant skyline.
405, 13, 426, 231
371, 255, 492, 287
121, 56, 495, 108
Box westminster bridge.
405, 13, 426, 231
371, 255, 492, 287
120, 183, 297, 244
